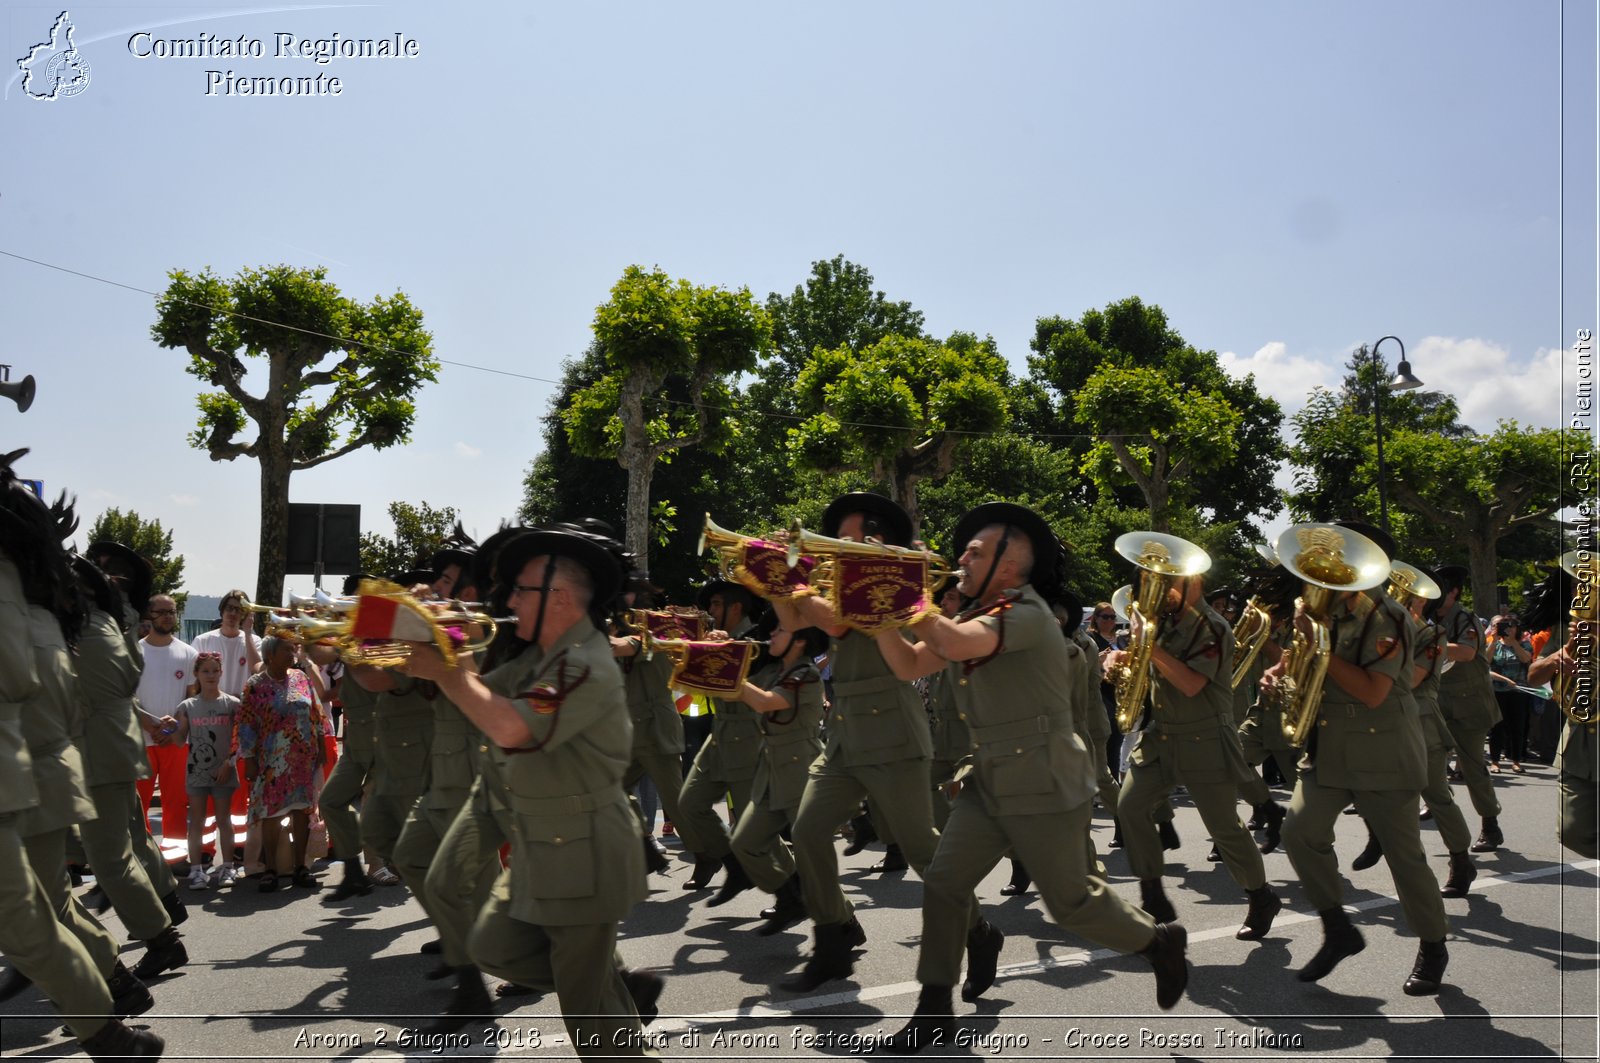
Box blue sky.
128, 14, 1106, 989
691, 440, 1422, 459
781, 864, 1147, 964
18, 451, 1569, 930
2, 1, 1594, 596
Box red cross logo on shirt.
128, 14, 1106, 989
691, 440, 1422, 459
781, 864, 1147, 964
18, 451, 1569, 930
174, 669, 185, 680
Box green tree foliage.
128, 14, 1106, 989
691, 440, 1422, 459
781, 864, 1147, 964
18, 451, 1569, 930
1382, 421, 1586, 613
151, 264, 437, 608
1029, 297, 1284, 535
562, 266, 770, 564
86, 508, 187, 613
789, 331, 1010, 536
358, 501, 460, 578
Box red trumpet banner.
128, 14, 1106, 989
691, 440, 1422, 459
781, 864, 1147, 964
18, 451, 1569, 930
637, 609, 708, 642
732, 541, 817, 600
831, 555, 934, 633
666, 640, 759, 696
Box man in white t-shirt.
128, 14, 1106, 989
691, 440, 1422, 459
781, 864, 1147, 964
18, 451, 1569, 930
188, 590, 260, 866
136, 595, 198, 843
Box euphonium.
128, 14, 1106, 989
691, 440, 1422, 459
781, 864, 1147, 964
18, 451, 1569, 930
1230, 596, 1274, 691
1274, 524, 1392, 747
1555, 550, 1598, 723
1107, 532, 1212, 734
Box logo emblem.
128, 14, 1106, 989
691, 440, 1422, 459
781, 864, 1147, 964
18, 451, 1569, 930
17, 11, 91, 101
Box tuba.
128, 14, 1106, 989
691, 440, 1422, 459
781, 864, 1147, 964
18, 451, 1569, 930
1274, 524, 1391, 747
1107, 532, 1211, 733
1554, 550, 1598, 723
1230, 596, 1275, 691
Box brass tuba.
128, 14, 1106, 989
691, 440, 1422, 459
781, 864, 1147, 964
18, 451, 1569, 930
1230, 597, 1275, 691
1107, 532, 1211, 733
1274, 524, 1392, 746
1554, 550, 1598, 723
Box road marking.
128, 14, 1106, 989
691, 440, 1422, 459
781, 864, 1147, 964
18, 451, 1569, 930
653, 857, 1599, 1030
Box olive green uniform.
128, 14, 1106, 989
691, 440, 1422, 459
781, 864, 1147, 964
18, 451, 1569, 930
1117, 604, 1267, 892
320, 671, 379, 863
1072, 630, 1120, 816
918, 587, 1156, 988
1237, 629, 1300, 788
75, 606, 177, 940
619, 643, 688, 840
1408, 618, 1473, 855
1435, 603, 1502, 819
468, 620, 648, 1058
363, 675, 435, 864
731, 660, 825, 890
396, 690, 495, 969
0, 556, 115, 1041
1282, 591, 1449, 943
925, 663, 971, 831
1551, 618, 1598, 859
791, 628, 944, 928
676, 617, 757, 861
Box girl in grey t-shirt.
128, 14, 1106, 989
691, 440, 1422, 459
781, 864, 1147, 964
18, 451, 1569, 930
175, 653, 241, 888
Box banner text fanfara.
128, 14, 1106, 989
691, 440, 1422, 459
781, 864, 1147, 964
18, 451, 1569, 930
129, 31, 421, 63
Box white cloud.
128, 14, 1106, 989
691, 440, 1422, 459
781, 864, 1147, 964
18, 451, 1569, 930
168, 493, 200, 507
453, 441, 483, 459
1218, 341, 1339, 416
1409, 336, 1568, 432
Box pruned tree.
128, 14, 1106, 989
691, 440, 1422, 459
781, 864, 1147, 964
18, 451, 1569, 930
563, 266, 771, 563
152, 264, 437, 607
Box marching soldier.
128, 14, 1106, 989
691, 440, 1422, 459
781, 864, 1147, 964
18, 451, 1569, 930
1271, 524, 1451, 996
322, 573, 382, 900
402, 526, 656, 1056
874, 503, 1188, 1052
1432, 565, 1505, 853
1528, 551, 1597, 859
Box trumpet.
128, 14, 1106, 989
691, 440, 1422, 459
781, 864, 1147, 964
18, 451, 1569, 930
640, 632, 765, 696
1107, 532, 1211, 733
1274, 524, 1391, 746
249, 581, 512, 668
698, 514, 815, 601
782, 520, 940, 571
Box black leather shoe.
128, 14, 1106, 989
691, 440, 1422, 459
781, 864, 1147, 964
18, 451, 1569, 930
1206, 843, 1222, 862
642, 835, 669, 875
842, 915, 867, 949
79, 1017, 164, 1061
873, 985, 954, 1055
1109, 819, 1124, 849
621, 967, 664, 1025
998, 858, 1031, 896
1470, 817, 1503, 853
756, 876, 807, 936
1351, 827, 1383, 871
1235, 886, 1282, 941
1402, 940, 1448, 996
1158, 821, 1181, 851
132, 928, 188, 980
781, 922, 853, 993
707, 854, 754, 907
328, 865, 374, 901
960, 920, 1004, 1002
683, 854, 720, 890
84, 884, 112, 915
1255, 801, 1286, 854
842, 813, 878, 857
427, 967, 493, 1034
106, 962, 153, 1018
1440, 851, 1477, 899
424, 961, 458, 981
420, 938, 443, 955
1297, 908, 1365, 982
870, 844, 909, 873
1141, 923, 1189, 1010
0, 968, 33, 1002
160, 889, 188, 927
1139, 879, 1177, 925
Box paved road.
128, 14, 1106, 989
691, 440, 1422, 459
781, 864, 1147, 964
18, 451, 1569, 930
2, 755, 1595, 1061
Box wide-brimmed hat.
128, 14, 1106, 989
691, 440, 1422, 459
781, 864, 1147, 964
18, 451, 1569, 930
820, 492, 913, 547
429, 545, 475, 576
1335, 519, 1395, 563
494, 528, 622, 610
696, 577, 753, 613
951, 502, 1063, 595
393, 567, 439, 588
341, 571, 375, 596
87, 540, 153, 615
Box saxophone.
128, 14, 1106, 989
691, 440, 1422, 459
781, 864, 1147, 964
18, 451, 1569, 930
1108, 532, 1211, 734
1274, 524, 1393, 747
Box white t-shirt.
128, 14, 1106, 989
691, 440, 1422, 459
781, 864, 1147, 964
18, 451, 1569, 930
137, 638, 198, 741
190, 628, 259, 698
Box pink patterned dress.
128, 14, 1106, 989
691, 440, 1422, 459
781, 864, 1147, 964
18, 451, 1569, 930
238, 668, 324, 820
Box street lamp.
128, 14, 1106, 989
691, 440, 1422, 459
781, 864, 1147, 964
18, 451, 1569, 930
1370, 336, 1423, 535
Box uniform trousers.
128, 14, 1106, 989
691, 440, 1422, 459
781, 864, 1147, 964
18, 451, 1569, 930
1441, 717, 1501, 819
675, 754, 750, 861
78, 782, 171, 940
730, 800, 798, 892
0, 817, 113, 1040
917, 791, 1156, 987
136, 743, 188, 842
424, 781, 509, 969
1559, 722, 1598, 859
1283, 766, 1448, 942
929, 757, 962, 832
395, 791, 495, 969
320, 744, 374, 861
468, 873, 645, 1059
1238, 706, 1301, 791
360, 792, 418, 866
791, 754, 976, 930
1118, 762, 1266, 891
623, 752, 685, 841
1417, 711, 1473, 854
25, 828, 119, 976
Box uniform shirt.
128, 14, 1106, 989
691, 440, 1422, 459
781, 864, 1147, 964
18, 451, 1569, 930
373, 674, 435, 799
76, 608, 154, 786
481, 618, 644, 926
424, 694, 482, 811
1303, 589, 1426, 791
18, 603, 94, 837
620, 646, 684, 757
957, 585, 1097, 817
0, 554, 39, 814
1148, 602, 1234, 726
823, 628, 932, 768
749, 660, 825, 813
704, 616, 763, 780
1435, 602, 1500, 729
925, 664, 971, 763
335, 671, 381, 765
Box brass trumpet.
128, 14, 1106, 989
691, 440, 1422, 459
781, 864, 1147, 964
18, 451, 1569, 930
247, 582, 511, 668
1107, 532, 1211, 733
639, 631, 765, 696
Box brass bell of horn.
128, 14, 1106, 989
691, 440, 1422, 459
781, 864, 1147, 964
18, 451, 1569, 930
1386, 560, 1441, 608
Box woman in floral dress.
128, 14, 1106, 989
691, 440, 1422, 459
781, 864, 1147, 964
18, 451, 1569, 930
238, 637, 326, 892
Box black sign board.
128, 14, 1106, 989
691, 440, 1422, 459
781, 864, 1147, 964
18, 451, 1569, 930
285, 503, 361, 576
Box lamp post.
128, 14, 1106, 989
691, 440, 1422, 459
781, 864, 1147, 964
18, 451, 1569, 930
1369, 336, 1424, 535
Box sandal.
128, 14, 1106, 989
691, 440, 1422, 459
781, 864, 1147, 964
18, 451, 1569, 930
1511, 762, 1525, 774
292, 866, 321, 890
259, 871, 280, 893
1488, 762, 1501, 774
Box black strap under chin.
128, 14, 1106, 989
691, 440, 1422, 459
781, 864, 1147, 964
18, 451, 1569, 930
967, 523, 1015, 605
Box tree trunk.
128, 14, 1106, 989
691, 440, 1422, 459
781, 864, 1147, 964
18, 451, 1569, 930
1466, 529, 1501, 618
1148, 477, 1171, 534
888, 466, 922, 542
623, 449, 654, 570
256, 442, 291, 610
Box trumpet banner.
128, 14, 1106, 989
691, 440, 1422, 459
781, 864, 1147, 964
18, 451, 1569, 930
666, 640, 760, 697
635, 609, 707, 642
350, 578, 459, 663
731, 541, 817, 600
830, 555, 935, 633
